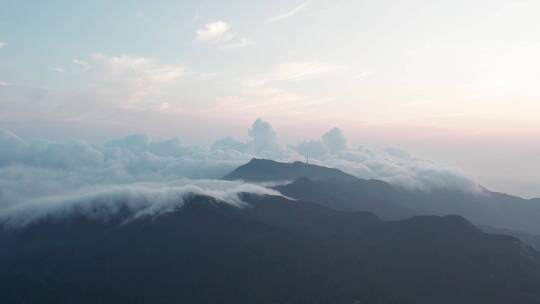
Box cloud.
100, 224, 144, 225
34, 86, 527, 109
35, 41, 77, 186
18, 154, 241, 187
211, 137, 247, 152
90, 54, 185, 108
288, 126, 481, 193
100, 54, 153, 70
0, 129, 28, 165
320, 150, 480, 193
195, 21, 250, 49
0, 52, 222, 128
0, 41, 6, 48
53, 67, 65, 73
294, 140, 329, 159
0, 180, 281, 229
273, 62, 339, 81
0, 131, 230, 207
210, 118, 290, 158
72, 59, 91, 71
269, 1, 310, 22
246, 61, 340, 86
220, 38, 251, 50
220, 63, 340, 120
99, 54, 184, 84
356, 71, 371, 78
0, 80, 11, 87
321, 128, 347, 152
196, 21, 232, 42
249, 118, 278, 152
217, 86, 308, 115
0, 122, 289, 213
0, 119, 482, 225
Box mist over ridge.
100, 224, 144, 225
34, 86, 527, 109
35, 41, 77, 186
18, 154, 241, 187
0, 118, 484, 212
0, 180, 280, 229
0, 118, 481, 209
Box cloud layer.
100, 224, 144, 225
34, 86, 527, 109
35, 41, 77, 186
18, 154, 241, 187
0, 119, 481, 226
0, 180, 279, 229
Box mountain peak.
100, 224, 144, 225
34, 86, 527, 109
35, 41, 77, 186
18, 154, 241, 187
223, 158, 357, 182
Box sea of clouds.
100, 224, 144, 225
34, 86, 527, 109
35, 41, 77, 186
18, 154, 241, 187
0, 180, 281, 229
0, 118, 480, 225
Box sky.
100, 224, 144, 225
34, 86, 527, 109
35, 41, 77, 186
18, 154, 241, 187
0, 0, 539, 197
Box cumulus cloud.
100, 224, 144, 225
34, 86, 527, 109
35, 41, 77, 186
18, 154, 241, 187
195, 21, 250, 49
269, 1, 310, 22
249, 118, 277, 152
0, 119, 483, 226
321, 128, 347, 152
196, 21, 232, 42
210, 118, 290, 159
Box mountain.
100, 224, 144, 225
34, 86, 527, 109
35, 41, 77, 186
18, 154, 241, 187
274, 177, 414, 220
1, 194, 540, 303
223, 158, 357, 183
481, 225, 540, 251
225, 159, 540, 240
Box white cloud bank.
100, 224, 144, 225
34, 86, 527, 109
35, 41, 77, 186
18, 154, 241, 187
0, 180, 280, 229
0, 119, 481, 226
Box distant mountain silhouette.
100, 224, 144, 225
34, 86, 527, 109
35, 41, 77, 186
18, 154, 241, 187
274, 177, 414, 220
1, 194, 540, 303
224, 158, 357, 182
225, 159, 540, 239
481, 225, 540, 251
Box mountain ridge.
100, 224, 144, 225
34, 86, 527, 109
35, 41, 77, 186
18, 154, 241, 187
225, 159, 540, 244
2, 193, 540, 303
224, 158, 358, 183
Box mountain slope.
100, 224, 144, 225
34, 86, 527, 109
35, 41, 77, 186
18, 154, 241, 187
274, 177, 414, 220
481, 225, 540, 251
225, 159, 540, 236
1, 194, 540, 303
223, 158, 357, 182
